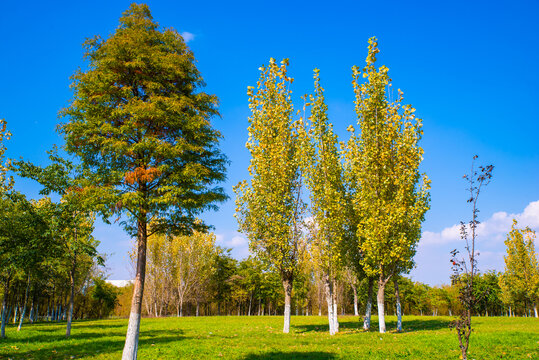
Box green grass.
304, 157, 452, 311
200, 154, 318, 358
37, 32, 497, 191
0, 315, 537, 359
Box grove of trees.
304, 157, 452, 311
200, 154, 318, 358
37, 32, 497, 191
0, 3, 537, 360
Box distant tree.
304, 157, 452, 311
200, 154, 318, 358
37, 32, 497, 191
450, 156, 493, 360
170, 230, 217, 316
345, 37, 430, 333
235, 58, 304, 333
13, 150, 101, 337
211, 248, 237, 315
59, 4, 227, 358
499, 220, 539, 317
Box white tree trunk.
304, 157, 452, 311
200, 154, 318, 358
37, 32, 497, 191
363, 278, 373, 331
332, 281, 339, 333
377, 278, 386, 333
18, 275, 31, 331
0, 285, 8, 339
66, 260, 76, 337
394, 278, 402, 332
282, 278, 292, 333
352, 284, 359, 316
534, 303, 538, 318
324, 275, 335, 335
122, 216, 147, 360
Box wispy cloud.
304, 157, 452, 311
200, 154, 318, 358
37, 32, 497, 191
181, 31, 195, 43
420, 200, 539, 246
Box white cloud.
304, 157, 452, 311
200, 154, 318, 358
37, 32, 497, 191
420, 200, 539, 246
181, 31, 195, 43
230, 236, 247, 247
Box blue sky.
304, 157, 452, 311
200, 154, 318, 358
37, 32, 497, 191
1, 0, 538, 286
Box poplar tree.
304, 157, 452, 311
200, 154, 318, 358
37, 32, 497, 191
500, 220, 539, 317
59, 4, 227, 359
300, 70, 347, 335
235, 58, 304, 333
345, 37, 430, 333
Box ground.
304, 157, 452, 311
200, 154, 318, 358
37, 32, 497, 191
0, 315, 537, 359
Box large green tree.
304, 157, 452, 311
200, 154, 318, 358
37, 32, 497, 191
344, 37, 430, 333
235, 58, 304, 333
59, 4, 227, 359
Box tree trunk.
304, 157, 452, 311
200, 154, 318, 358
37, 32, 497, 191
332, 279, 339, 333
1, 279, 9, 339
534, 303, 538, 318
323, 274, 335, 335
179, 298, 183, 317
363, 278, 373, 331
352, 284, 359, 316
66, 254, 77, 338
29, 291, 36, 324
282, 276, 293, 333
122, 213, 148, 360
17, 274, 31, 331
394, 278, 402, 332
377, 276, 387, 333
196, 300, 200, 317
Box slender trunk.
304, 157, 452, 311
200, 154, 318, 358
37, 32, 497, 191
258, 299, 261, 316
534, 303, 538, 318
332, 279, 339, 333
1, 279, 9, 339
179, 299, 183, 317
66, 253, 77, 338
318, 284, 322, 316
34, 303, 39, 323
377, 276, 387, 334
248, 293, 252, 316
352, 284, 359, 316
394, 278, 402, 332
122, 211, 148, 360
17, 274, 31, 331
363, 278, 373, 330
29, 291, 36, 324
13, 303, 18, 325
323, 274, 335, 335
282, 277, 293, 333
196, 300, 199, 317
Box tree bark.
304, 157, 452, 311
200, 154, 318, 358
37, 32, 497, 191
394, 278, 402, 332
534, 303, 538, 318
29, 291, 35, 324
17, 274, 31, 331
122, 212, 147, 360
323, 274, 335, 335
352, 283, 359, 316
332, 279, 339, 333
377, 276, 388, 333
363, 278, 373, 330
1, 279, 9, 339
66, 253, 77, 338
282, 276, 293, 333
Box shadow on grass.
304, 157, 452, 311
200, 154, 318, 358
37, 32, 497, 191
0, 328, 189, 359
294, 318, 449, 333
242, 352, 336, 360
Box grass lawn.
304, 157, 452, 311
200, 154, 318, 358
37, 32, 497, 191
0, 315, 537, 359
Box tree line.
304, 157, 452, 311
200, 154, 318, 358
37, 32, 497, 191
113, 230, 536, 320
